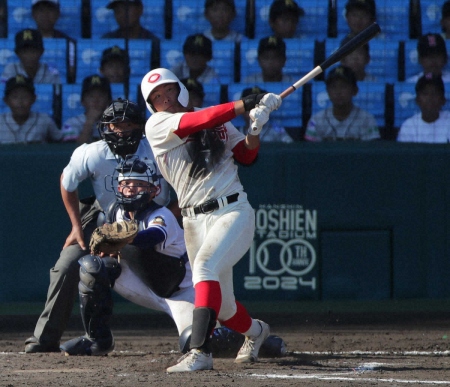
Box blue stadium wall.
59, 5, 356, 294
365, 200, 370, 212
2, 141, 450, 303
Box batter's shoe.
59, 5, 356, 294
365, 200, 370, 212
60, 335, 114, 356
234, 320, 270, 363
166, 349, 213, 372
24, 336, 60, 353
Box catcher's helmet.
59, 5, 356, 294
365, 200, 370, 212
112, 155, 160, 212
98, 98, 145, 157
140, 68, 189, 114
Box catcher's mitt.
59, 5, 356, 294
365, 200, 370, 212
89, 220, 139, 255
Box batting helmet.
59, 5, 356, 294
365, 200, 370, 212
140, 68, 189, 114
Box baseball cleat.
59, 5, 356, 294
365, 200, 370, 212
24, 336, 60, 353
166, 349, 213, 372
234, 320, 270, 363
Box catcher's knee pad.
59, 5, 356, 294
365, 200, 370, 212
78, 255, 121, 293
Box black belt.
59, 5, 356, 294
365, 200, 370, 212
181, 193, 239, 217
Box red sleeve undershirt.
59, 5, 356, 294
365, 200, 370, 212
174, 102, 236, 138
232, 139, 259, 165
173, 102, 259, 165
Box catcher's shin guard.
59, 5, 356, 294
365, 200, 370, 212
189, 307, 217, 354
74, 255, 121, 355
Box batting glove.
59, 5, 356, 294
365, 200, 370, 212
248, 106, 271, 136
257, 93, 282, 112
241, 93, 266, 111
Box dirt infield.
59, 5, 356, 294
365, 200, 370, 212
1, 308, 450, 386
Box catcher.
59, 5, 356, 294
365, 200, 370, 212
60, 156, 286, 357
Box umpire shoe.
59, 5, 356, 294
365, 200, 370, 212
166, 349, 213, 372
234, 320, 270, 363
24, 336, 60, 353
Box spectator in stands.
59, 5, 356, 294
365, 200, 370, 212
0, 75, 62, 144
406, 33, 450, 83
239, 86, 293, 142
171, 34, 221, 85
305, 65, 379, 141
397, 73, 450, 143
344, 0, 376, 36
441, 1, 450, 40
181, 78, 205, 108
339, 33, 376, 82
31, 0, 72, 39
99, 45, 130, 84
102, 0, 159, 43
61, 75, 112, 144
1, 29, 61, 84
243, 36, 294, 83
268, 0, 304, 39
203, 0, 243, 43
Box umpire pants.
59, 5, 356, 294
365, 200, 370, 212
32, 198, 102, 345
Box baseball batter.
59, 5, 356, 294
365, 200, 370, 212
24, 99, 170, 353
140, 68, 282, 372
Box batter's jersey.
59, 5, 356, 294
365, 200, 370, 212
145, 110, 246, 208
1, 62, 61, 84
305, 105, 380, 141
0, 112, 62, 144
61, 139, 170, 211
61, 113, 101, 142
397, 111, 450, 143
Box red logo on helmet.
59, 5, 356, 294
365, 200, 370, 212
148, 73, 161, 83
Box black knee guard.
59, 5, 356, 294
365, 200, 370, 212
189, 307, 216, 354
78, 255, 121, 347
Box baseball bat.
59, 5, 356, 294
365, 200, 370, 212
280, 22, 381, 99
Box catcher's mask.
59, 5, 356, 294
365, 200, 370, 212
106, 155, 161, 213
140, 68, 189, 114
98, 98, 145, 158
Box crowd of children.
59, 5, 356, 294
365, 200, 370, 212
1, 0, 450, 143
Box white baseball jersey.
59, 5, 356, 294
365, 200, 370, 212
61, 139, 170, 211
406, 70, 450, 84
397, 110, 450, 143
145, 106, 256, 321
171, 62, 221, 85
145, 110, 246, 208
305, 105, 380, 141
115, 205, 191, 290
203, 29, 243, 43
0, 111, 62, 144
61, 113, 101, 142
1, 62, 61, 84
242, 73, 295, 84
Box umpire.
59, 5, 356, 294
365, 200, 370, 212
24, 99, 170, 353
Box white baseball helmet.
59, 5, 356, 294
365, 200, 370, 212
141, 68, 189, 113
